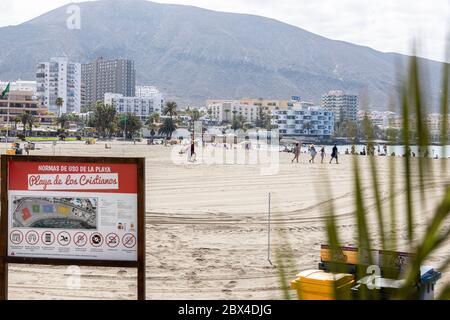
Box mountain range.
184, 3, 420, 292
0, 0, 446, 110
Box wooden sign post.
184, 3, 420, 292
0, 155, 146, 300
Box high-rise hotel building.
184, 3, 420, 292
321, 90, 358, 125
81, 58, 136, 108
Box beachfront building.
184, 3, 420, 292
206, 98, 294, 113
136, 85, 161, 98
322, 90, 358, 125
271, 106, 334, 137
135, 85, 164, 111
427, 113, 450, 142
104, 93, 163, 122
81, 58, 136, 109
238, 98, 292, 113
0, 90, 53, 126
36, 57, 82, 115
358, 110, 397, 129
207, 101, 259, 124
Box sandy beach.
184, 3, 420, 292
4, 140, 450, 300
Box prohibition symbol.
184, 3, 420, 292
106, 233, 120, 248
90, 233, 103, 247
57, 231, 71, 246
122, 233, 136, 249
41, 231, 55, 245
25, 230, 39, 245
74, 232, 87, 247
10, 230, 24, 245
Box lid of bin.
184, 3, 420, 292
420, 266, 433, 277
420, 266, 441, 283
296, 269, 354, 287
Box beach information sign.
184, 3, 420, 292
0, 155, 146, 300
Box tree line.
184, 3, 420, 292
84, 100, 181, 140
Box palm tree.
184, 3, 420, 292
146, 112, 160, 125
18, 113, 32, 136
27, 114, 37, 137
231, 114, 245, 131
148, 123, 158, 142
190, 109, 201, 122
67, 113, 81, 126
118, 113, 143, 139
55, 97, 64, 117
13, 116, 20, 131
146, 112, 160, 143
163, 101, 178, 119
158, 117, 177, 140
91, 102, 117, 138
187, 108, 201, 132
224, 109, 231, 124
56, 114, 70, 130
232, 110, 238, 121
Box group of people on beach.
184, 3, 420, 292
291, 143, 339, 164
343, 144, 388, 156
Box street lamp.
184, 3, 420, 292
123, 113, 127, 141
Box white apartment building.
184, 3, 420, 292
36, 57, 81, 115
358, 110, 397, 129
0, 80, 37, 93
136, 85, 160, 98
135, 85, 164, 112
322, 90, 358, 125
104, 93, 163, 122
272, 106, 334, 137
207, 101, 259, 124
427, 113, 450, 142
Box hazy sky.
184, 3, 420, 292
0, 0, 448, 62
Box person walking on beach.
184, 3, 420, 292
320, 146, 326, 163
292, 143, 301, 163
330, 145, 339, 164
190, 137, 196, 162
309, 144, 317, 163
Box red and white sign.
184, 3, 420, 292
7, 159, 139, 262
9, 161, 137, 194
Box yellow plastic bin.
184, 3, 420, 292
290, 269, 355, 300
6, 149, 16, 155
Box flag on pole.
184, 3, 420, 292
1, 82, 10, 97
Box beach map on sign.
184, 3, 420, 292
11, 196, 98, 230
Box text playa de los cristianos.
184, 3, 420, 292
27, 173, 119, 190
